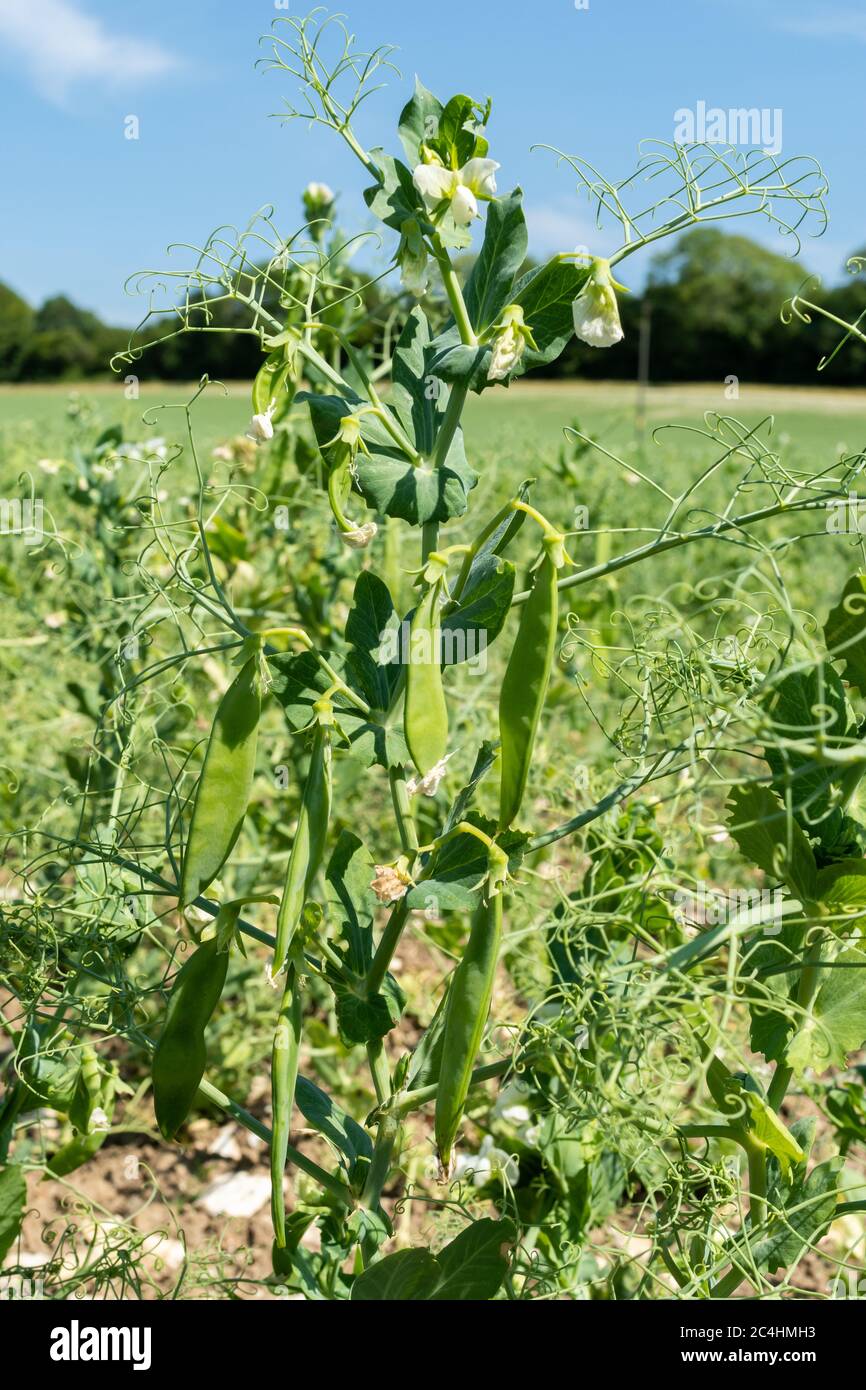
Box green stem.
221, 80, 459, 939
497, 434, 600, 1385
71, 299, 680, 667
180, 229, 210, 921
431, 241, 477, 347
195, 1078, 353, 1207
366, 899, 410, 999
746, 1140, 767, 1228
389, 766, 419, 855
382, 1058, 510, 1118
360, 1111, 398, 1212
766, 933, 823, 1111
367, 1040, 392, 1105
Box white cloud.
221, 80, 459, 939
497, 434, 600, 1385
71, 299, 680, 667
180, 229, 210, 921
777, 8, 866, 42
0, 0, 180, 101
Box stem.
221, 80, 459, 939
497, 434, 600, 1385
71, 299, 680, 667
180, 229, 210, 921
511, 496, 845, 607
746, 1140, 767, 1228
431, 241, 477, 347
194, 1079, 353, 1207
367, 1040, 392, 1105
389, 766, 419, 855
382, 1058, 511, 1118
360, 1111, 398, 1213
766, 932, 824, 1111
366, 899, 410, 998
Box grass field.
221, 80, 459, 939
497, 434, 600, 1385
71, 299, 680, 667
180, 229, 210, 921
2, 378, 865, 467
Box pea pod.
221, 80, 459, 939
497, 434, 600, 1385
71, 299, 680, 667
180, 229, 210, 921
434, 853, 506, 1177
152, 935, 230, 1140
498, 532, 565, 831
404, 557, 449, 777
179, 649, 263, 910
252, 349, 294, 422
273, 701, 333, 972
271, 964, 302, 1255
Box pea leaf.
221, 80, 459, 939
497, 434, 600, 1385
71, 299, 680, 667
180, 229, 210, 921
727, 783, 817, 902
269, 649, 395, 769
301, 387, 476, 527
464, 189, 528, 333
751, 1150, 841, 1274
816, 859, 866, 919
744, 922, 805, 1062
324, 832, 406, 1045
350, 1217, 516, 1301
787, 949, 866, 1075
512, 258, 592, 367
825, 573, 866, 694
441, 554, 515, 667
0, 1164, 26, 1264
363, 153, 424, 231
344, 571, 401, 711
443, 741, 499, 833
405, 880, 479, 912
295, 1074, 372, 1182
762, 667, 851, 842
397, 78, 443, 166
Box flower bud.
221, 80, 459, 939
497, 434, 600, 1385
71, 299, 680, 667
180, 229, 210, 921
246, 409, 275, 445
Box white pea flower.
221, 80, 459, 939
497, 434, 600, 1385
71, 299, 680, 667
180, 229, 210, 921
406, 752, 454, 798
306, 181, 334, 203
246, 407, 275, 445
487, 303, 537, 382
452, 1136, 519, 1188
492, 1081, 533, 1127
571, 257, 627, 348
412, 156, 500, 226
89, 1107, 111, 1133
340, 522, 378, 550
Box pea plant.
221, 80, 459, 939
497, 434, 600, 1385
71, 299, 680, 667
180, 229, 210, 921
5, 9, 866, 1302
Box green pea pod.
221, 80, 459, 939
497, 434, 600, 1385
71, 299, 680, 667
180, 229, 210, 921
253, 350, 293, 420
404, 569, 448, 778
179, 652, 263, 910
434, 880, 504, 1177
152, 936, 230, 1140
271, 964, 302, 1252
273, 703, 333, 971
498, 533, 564, 831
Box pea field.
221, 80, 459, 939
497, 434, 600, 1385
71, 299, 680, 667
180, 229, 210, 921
3, 7, 866, 1317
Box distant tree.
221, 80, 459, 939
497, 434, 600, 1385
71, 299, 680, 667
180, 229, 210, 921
0, 281, 34, 380
645, 227, 808, 382
17, 328, 97, 380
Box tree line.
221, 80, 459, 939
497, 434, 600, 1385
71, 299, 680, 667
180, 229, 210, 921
1, 227, 864, 387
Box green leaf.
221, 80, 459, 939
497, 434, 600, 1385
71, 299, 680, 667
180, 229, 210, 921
744, 922, 805, 1063
787, 949, 866, 1075
363, 154, 424, 231
441, 554, 515, 666
302, 387, 476, 527
825, 573, 866, 694
344, 571, 401, 711
763, 666, 851, 842
727, 783, 817, 901
294, 1075, 372, 1182
330, 971, 405, 1048
269, 649, 393, 768
350, 1217, 515, 1301
405, 880, 479, 912
464, 189, 528, 333
751, 1154, 841, 1274
443, 741, 499, 833
324, 832, 406, 1045
397, 78, 443, 166
0, 1164, 26, 1264
512, 258, 592, 368
817, 859, 866, 918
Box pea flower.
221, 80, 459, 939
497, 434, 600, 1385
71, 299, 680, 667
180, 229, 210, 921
246, 407, 275, 445
371, 864, 412, 904
452, 1136, 519, 1188
340, 522, 378, 550
571, 257, 627, 348
406, 753, 454, 798
487, 303, 537, 382
412, 156, 500, 227
397, 218, 430, 298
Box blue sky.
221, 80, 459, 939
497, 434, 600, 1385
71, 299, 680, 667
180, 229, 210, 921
0, 0, 863, 324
